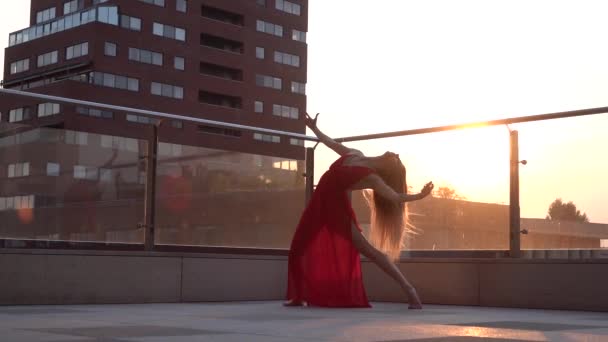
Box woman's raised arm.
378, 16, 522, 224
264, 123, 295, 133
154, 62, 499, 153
306, 113, 359, 156
367, 174, 434, 203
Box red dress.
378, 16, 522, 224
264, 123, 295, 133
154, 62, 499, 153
287, 154, 374, 307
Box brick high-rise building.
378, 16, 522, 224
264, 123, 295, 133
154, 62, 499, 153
1, 0, 308, 159
0, 0, 308, 247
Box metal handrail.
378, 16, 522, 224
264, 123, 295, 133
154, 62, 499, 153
0, 88, 319, 142
335, 106, 608, 142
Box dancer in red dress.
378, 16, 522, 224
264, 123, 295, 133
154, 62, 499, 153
286, 114, 433, 309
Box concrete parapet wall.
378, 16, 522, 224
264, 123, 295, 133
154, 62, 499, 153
1, 250, 607, 311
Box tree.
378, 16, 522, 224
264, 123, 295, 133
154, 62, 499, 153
433, 186, 465, 200
546, 198, 589, 223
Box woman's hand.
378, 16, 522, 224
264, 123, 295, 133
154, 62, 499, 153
305, 113, 319, 130
420, 182, 434, 198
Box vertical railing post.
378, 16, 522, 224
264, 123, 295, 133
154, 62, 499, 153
305, 147, 315, 204
143, 124, 158, 251
509, 130, 521, 257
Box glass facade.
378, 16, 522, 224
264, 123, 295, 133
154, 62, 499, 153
9, 6, 118, 46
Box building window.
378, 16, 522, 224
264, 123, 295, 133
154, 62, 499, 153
151, 82, 184, 99
10, 59, 30, 74
139, 0, 165, 6
89, 71, 139, 92
273, 104, 299, 119
129, 47, 163, 66
8, 162, 30, 178
276, 0, 301, 16
88, 71, 139, 91
66, 42, 88, 60
105, 42, 117, 56
256, 47, 265, 59
74, 165, 88, 179
256, 20, 283, 37
38, 103, 60, 117
93, 0, 110, 4
292, 29, 307, 43
291, 81, 306, 95
47, 163, 60, 177
0, 195, 35, 211
63, 0, 83, 15
37, 51, 58, 67
97, 6, 119, 25
121, 15, 141, 31
76, 106, 113, 119
176, 0, 187, 12
274, 51, 300, 67
9, 107, 31, 122
255, 74, 282, 90
153, 22, 186, 41
127, 114, 178, 130
290, 138, 304, 146
255, 101, 264, 113
197, 125, 242, 137
126, 114, 160, 125
254, 133, 280, 143
273, 159, 298, 171
159, 143, 183, 157
256, 0, 266, 6
100, 135, 139, 152
65, 131, 89, 145
36, 7, 56, 24
174, 56, 185, 70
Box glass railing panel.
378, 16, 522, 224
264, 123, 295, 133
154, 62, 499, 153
315, 125, 510, 251
514, 115, 608, 258
154, 142, 306, 248
0, 126, 147, 243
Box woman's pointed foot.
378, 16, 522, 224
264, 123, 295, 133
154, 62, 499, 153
283, 299, 304, 307
407, 288, 423, 309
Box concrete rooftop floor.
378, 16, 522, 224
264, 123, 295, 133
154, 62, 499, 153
1, 301, 607, 342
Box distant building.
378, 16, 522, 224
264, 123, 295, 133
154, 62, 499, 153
352, 192, 608, 250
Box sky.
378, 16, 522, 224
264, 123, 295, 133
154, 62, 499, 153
1, 1, 607, 222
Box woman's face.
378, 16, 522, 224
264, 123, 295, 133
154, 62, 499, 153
379, 151, 401, 170
382, 151, 400, 162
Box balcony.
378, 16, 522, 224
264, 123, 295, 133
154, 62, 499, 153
198, 90, 242, 109
201, 5, 244, 26
0, 88, 607, 323
200, 33, 244, 54
199, 62, 243, 82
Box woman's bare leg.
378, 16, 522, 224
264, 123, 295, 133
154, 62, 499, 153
350, 224, 422, 309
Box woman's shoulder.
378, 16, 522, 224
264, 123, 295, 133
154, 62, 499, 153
344, 148, 364, 157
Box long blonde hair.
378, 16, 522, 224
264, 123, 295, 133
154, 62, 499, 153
364, 157, 415, 261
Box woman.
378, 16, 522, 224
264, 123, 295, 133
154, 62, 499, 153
286, 113, 433, 309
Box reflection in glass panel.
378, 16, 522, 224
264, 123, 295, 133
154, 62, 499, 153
0, 128, 147, 243
155, 142, 306, 248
